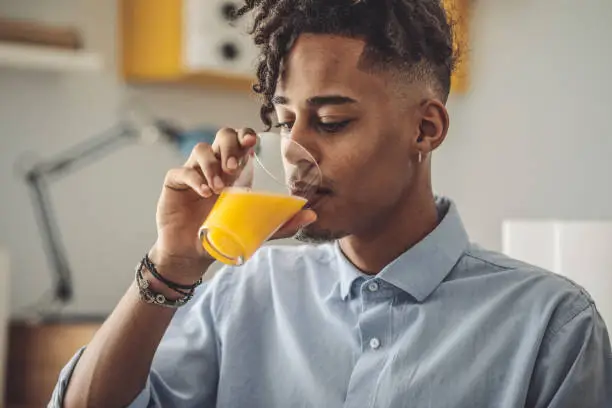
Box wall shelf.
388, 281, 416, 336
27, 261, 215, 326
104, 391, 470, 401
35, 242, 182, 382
0, 42, 103, 73
126, 70, 256, 93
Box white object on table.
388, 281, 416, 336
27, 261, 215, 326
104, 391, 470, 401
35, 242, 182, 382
0, 248, 9, 404
502, 220, 612, 333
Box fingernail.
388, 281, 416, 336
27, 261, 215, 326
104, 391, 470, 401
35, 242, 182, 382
227, 157, 238, 170
200, 185, 212, 198
213, 176, 224, 191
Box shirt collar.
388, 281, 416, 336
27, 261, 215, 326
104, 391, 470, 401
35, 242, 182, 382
335, 196, 469, 302
335, 244, 367, 299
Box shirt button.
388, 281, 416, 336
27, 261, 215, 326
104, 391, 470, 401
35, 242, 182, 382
369, 337, 381, 350
367, 281, 379, 292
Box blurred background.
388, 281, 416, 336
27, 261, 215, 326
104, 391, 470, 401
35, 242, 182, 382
0, 0, 611, 406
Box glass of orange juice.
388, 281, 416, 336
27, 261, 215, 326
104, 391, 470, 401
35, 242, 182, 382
198, 132, 322, 266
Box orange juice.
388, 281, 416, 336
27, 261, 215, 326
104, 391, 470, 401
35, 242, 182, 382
199, 187, 307, 265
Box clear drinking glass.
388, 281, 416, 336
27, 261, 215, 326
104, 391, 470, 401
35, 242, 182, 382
198, 131, 322, 265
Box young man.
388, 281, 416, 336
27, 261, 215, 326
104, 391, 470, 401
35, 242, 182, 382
52, 0, 612, 407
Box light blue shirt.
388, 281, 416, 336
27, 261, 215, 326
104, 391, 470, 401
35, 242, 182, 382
51, 197, 612, 407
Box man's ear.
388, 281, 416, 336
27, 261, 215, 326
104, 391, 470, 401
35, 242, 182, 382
415, 99, 449, 154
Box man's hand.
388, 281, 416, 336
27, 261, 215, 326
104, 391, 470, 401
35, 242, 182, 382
150, 127, 317, 282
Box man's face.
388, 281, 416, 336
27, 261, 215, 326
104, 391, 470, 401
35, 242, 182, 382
274, 34, 424, 242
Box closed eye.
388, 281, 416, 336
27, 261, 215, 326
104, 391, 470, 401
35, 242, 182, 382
275, 121, 294, 132
275, 119, 353, 134
319, 120, 352, 133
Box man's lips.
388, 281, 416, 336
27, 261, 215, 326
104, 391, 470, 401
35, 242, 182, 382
288, 178, 332, 210
290, 185, 332, 197
289, 179, 331, 195
299, 189, 332, 210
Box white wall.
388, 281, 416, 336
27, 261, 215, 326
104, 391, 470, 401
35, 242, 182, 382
0, 0, 611, 317
435, 0, 612, 249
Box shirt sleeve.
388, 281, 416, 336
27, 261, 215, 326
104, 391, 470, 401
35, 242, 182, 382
526, 301, 612, 408
48, 347, 85, 408
48, 267, 235, 408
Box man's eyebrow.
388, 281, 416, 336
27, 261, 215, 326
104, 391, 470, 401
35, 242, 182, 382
272, 95, 358, 106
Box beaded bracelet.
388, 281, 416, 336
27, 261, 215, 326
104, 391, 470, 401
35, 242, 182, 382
143, 253, 202, 296
135, 254, 202, 308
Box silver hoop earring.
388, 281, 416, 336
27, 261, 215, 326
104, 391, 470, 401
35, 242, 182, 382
418, 152, 422, 163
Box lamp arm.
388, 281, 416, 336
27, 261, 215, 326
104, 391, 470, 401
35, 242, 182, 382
26, 174, 73, 302
24, 122, 140, 305
29, 122, 139, 179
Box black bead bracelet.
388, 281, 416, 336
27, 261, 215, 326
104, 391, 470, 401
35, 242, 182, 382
143, 253, 203, 297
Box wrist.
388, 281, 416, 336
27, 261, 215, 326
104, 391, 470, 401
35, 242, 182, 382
147, 245, 213, 286
142, 269, 186, 301
134, 253, 203, 307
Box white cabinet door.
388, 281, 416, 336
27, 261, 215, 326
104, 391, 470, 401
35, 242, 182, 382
183, 0, 258, 75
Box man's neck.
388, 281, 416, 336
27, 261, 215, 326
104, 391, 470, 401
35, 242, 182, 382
338, 188, 439, 275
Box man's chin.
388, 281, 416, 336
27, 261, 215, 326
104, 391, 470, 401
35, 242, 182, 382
293, 224, 347, 244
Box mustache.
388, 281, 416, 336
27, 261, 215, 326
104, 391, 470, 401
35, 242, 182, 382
288, 177, 335, 196
286, 162, 334, 196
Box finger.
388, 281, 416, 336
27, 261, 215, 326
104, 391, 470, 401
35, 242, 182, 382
230, 128, 258, 171
212, 127, 244, 174
272, 209, 317, 240
163, 167, 212, 198
236, 127, 258, 148
186, 143, 224, 194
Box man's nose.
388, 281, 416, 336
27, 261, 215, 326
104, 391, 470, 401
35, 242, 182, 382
282, 125, 320, 166
282, 138, 310, 167
281, 131, 321, 189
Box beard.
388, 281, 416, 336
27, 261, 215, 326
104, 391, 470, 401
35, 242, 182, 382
293, 224, 348, 244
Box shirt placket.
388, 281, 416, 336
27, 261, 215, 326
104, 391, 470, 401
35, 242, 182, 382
343, 278, 393, 408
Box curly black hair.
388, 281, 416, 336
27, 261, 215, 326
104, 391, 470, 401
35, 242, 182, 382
235, 0, 457, 130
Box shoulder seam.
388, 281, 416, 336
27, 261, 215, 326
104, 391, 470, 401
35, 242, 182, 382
463, 251, 516, 271
465, 252, 596, 299
545, 301, 594, 343
466, 250, 596, 304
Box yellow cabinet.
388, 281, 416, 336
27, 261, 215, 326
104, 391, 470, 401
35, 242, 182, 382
445, 0, 470, 93
119, 0, 469, 93
119, 0, 256, 91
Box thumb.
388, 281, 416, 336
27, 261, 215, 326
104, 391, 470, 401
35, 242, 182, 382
272, 209, 317, 240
